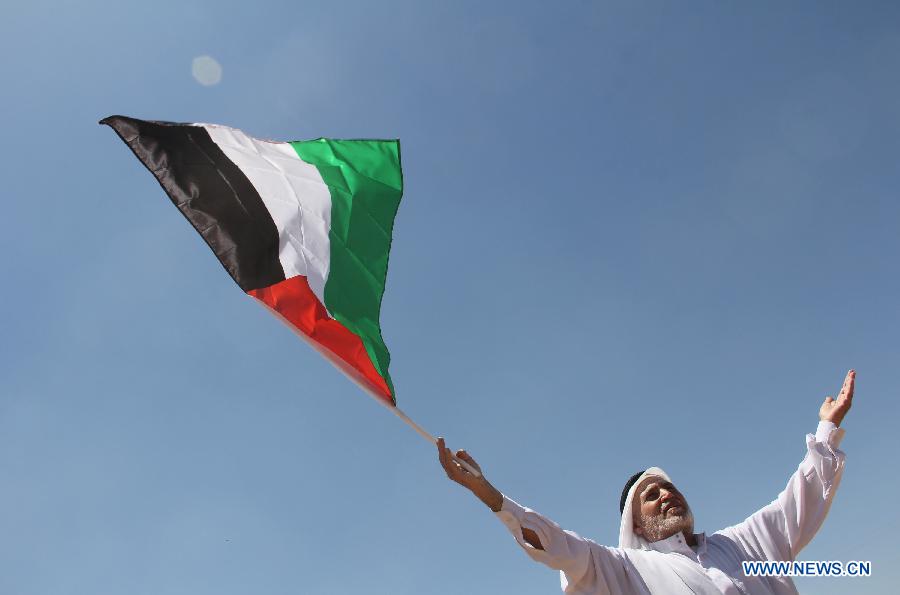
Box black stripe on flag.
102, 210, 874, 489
101, 115, 285, 292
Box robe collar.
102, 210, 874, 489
646, 530, 707, 556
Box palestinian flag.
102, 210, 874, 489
101, 115, 402, 404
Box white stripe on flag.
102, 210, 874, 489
203, 124, 332, 303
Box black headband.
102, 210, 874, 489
620, 470, 647, 514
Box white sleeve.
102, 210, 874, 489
719, 421, 846, 561
495, 495, 631, 594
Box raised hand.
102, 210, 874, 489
819, 370, 855, 427
437, 437, 503, 512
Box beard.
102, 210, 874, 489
638, 505, 695, 543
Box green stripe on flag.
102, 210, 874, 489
290, 139, 403, 399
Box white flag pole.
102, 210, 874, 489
252, 297, 481, 477
370, 390, 483, 478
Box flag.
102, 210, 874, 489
101, 116, 403, 404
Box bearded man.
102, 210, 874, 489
437, 370, 855, 594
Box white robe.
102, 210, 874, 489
495, 421, 845, 594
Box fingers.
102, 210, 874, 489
455, 449, 482, 474
842, 369, 855, 401
823, 396, 834, 406
456, 449, 475, 464
836, 369, 855, 408
437, 437, 470, 484
437, 437, 455, 474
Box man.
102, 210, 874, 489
437, 370, 854, 594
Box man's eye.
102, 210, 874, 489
647, 491, 659, 501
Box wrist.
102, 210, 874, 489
819, 414, 841, 427
475, 480, 503, 512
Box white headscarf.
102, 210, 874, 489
618, 466, 671, 550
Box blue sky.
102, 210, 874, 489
2, 1, 899, 594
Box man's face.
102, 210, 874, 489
632, 476, 694, 542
